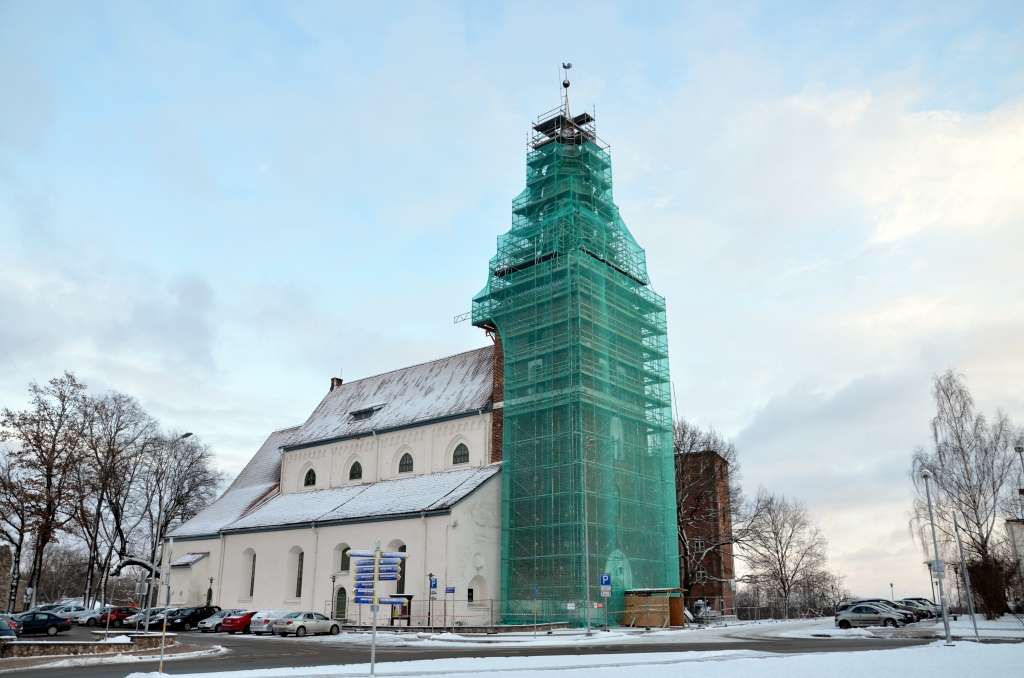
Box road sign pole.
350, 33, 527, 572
370, 603, 378, 677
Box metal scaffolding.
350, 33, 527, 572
473, 103, 679, 625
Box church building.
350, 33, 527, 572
166, 77, 681, 626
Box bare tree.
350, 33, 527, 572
73, 392, 157, 606
0, 453, 33, 612
739, 490, 827, 619
910, 370, 1019, 616
1, 373, 88, 608
137, 433, 223, 576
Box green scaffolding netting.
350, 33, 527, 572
473, 115, 679, 625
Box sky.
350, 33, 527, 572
2, 1, 1023, 599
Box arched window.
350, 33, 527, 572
303, 468, 316, 487
349, 461, 362, 480
397, 544, 407, 593
398, 453, 414, 473
452, 443, 469, 465
242, 548, 256, 598
333, 543, 351, 573
288, 546, 304, 599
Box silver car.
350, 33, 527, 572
73, 606, 111, 626
123, 608, 167, 628
250, 609, 290, 635
198, 608, 245, 633
271, 611, 340, 637
836, 603, 903, 629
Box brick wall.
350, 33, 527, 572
489, 330, 504, 464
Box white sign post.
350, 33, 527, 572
351, 543, 407, 676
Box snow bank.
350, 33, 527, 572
124, 641, 1022, 678
99, 635, 132, 643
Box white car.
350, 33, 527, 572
73, 606, 111, 626
52, 605, 87, 621
271, 611, 340, 637
198, 609, 246, 633
250, 609, 290, 635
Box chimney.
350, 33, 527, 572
330, 377, 344, 391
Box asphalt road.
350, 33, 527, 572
7, 626, 930, 678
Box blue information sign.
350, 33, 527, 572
600, 573, 612, 586
445, 586, 455, 594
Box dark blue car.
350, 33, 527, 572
0, 617, 16, 639
14, 611, 71, 636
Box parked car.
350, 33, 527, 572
123, 608, 167, 629
0, 614, 20, 634
835, 603, 904, 629
146, 608, 178, 630
27, 604, 62, 613
0, 617, 16, 640
198, 609, 245, 633
903, 597, 941, 616
841, 599, 915, 624
250, 609, 290, 635
272, 611, 340, 637
52, 604, 87, 622
73, 606, 111, 626
14, 611, 73, 636
899, 599, 936, 618
98, 606, 139, 628
221, 610, 258, 634
163, 606, 221, 632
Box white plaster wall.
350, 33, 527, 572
162, 536, 221, 607
279, 412, 492, 495
165, 474, 501, 625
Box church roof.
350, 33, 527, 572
169, 346, 495, 539
224, 463, 500, 533
285, 345, 495, 449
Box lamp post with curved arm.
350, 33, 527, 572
920, 468, 953, 646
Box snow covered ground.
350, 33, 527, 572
220, 616, 1024, 648
124, 641, 1022, 678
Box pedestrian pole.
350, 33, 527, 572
951, 515, 980, 642
921, 469, 953, 646
370, 602, 378, 677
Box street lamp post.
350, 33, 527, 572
889, 583, 894, 601
158, 432, 192, 674
331, 575, 337, 619
920, 469, 953, 646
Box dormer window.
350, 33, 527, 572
349, 402, 386, 421
303, 469, 316, 487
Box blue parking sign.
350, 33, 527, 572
600, 573, 611, 586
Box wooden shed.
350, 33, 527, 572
622, 588, 685, 628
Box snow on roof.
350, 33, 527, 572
225, 464, 500, 532
169, 346, 495, 539
169, 427, 299, 539
170, 552, 209, 567
285, 346, 494, 448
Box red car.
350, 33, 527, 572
99, 606, 139, 627
221, 610, 257, 634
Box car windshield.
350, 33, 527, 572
283, 612, 302, 619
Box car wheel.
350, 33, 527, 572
46, 626, 57, 636
295, 626, 306, 637
184, 623, 192, 632
86, 618, 96, 627
837, 620, 851, 629
330, 625, 340, 635
884, 618, 897, 627
215, 624, 222, 633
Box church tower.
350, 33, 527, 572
473, 68, 680, 623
